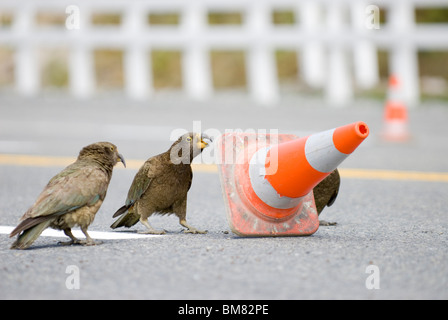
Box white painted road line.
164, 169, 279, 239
0, 226, 161, 240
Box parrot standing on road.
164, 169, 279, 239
313, 169, 340, 226
10, 142, 126, 249
110, 132, 212, 234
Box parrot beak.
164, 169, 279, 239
198, 133, 213, 149
117, 153, 126, 168
198, 139, 208, 149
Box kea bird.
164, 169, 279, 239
111, 132, 212, 234
313, 169, 340, 226
10, 142, 125, 249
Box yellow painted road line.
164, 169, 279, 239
0, 154, 75, 168
0, 154, 144, 170
1, 153, 447, 183
338, 168, 448, 182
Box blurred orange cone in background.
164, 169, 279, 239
216, 121, 369, 237
382, 75, 410, 141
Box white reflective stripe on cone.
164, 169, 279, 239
305, 129, 349, 173
248, 147, 303, 209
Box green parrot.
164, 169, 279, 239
313, 169, 340, 226
111, 132, 212, 234
10, 142, 125, 249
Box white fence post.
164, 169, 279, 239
299, 1, 325, 89
123, 5, 151, 100
389, 0, 420, 106
13, 5, 39, 96
325, 2, 353, 107
351, 1, 379, 89
182, 3, 212, 101
68, 5, 94, 99
246, 3, 279, 106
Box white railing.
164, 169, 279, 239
1, 0, 448, 106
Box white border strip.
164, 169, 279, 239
0, 226, 161, 240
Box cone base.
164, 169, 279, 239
216, 132, 320, 237
381, 122, 410, 142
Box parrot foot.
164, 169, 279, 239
139, 218, 166, 234
80, 239, 103, 246
58, 239, 82, 246
179, 219, 207, 234
319, 220, 337, 226
183, 226, 208, 234
138, 229, 166, 235
59, 228, 82, 246
58, 239, 103, 246
183, 228, 208, 234
80, 228, 102, 246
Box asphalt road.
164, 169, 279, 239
0, 95, 447, 300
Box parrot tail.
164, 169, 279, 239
10, 218, 53, 250
112, 204, 132, 218
110, 210, 140, 229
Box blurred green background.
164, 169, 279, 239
0, 8, 447, 100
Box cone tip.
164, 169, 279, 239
355, 121, 369, 139
333, 121, 369, 154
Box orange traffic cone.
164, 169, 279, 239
216, 122, 369, 237
382, 75, 410, 141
